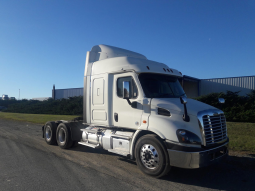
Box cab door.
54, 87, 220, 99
112, 73, 143, 129
90, 74, 109, 126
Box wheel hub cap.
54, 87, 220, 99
45, 126, 52, 141
145, 152, 151, 160
59, 128, 66, 144
140, 144, 159, 170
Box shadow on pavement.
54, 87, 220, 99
70, 144, 255, 190
70, 145, 119, 156
162, 155, 255, 190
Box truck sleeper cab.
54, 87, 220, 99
42, 45, 228, 178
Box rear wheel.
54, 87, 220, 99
44, 122, 57, 145
135, 134, 170, 178
71, 141, 79, 148
56, 123, 73, 149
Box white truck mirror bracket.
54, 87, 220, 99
180, 96, 190, 122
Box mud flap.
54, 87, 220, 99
42, 125, 45, 138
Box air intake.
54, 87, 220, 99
158, 108, 171, 117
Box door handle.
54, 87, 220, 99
114, 113, 118, 122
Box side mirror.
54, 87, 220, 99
218, 98, 225, 104
218, 98, 225, 110
123, 81, 131, 99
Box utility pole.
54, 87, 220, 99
19, 89, 20, 100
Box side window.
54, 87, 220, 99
117, 76, 138, 99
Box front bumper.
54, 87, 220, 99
167, 142, 228, 169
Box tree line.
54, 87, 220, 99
1, 91, 255, 122
195, 90, 255, 123
0, 96, 83, 115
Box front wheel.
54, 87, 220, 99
135, 134, 170, 178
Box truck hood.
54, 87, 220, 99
151, 98, 217, 117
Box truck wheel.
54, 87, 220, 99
71, 141, 79, 148
44, 122, 57, 145
56, 123, 73, 149
135, 134, 170, 178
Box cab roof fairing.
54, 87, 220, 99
84, 44, 183, 78
91, 56, 183, 77
84, 44, 147, 77
90, 44, 147, 60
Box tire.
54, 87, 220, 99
135, 134, 170, 178
44, 122, 57, 145
71, 141, 79, 148
56, 123, 73, 149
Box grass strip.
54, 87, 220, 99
227, 122, 255, 153
0, 112, 80, 124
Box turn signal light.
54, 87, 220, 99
143, 120, 147, 124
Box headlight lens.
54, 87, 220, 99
176, 129, 201, 145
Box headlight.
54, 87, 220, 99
176, 129, 201, 145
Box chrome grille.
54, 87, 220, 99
202, 114, 227, 145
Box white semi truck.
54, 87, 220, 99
42, 45, 228, 178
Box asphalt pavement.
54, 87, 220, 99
0, 119, 255, 191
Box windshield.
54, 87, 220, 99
138, 73, 186, 98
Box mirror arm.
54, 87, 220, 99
126, 99, 131, 106
180, 96, 190, 122
183, 104, 190, 122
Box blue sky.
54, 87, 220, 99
0, 0, 255, 99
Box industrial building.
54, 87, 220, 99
52, 85, 83, 100
182, 75, 255, 98
1, 95, 15, 100
200, 75, 255, 96
52, 75, 255, 100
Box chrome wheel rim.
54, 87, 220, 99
59, 128, 66, 144
45, 126, 52, 141
140, 144, 159, 170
